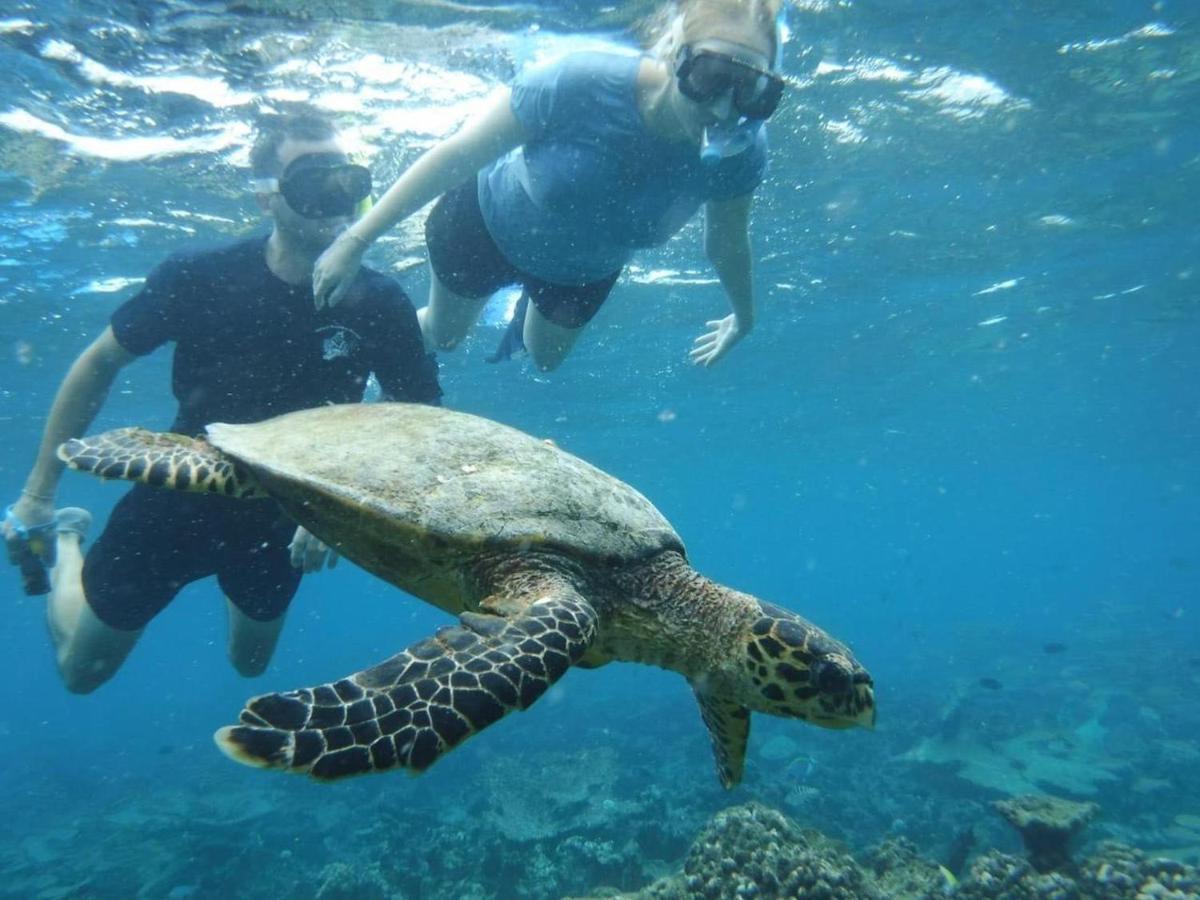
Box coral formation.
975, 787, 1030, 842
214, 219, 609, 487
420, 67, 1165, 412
955, 843, 1200, 899
1077, 842, 1200, 899
677, 803, 879, 899
314, 860, 390, 900
623, 802, 881, 899
993, 794, 1099, 873
865, 836, 952, 897
589, 802, 1200, 900
954, 851, 1081, 899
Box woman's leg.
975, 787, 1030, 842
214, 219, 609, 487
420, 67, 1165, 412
519, 268, 619, 371
418, 264, 493, 352
522, 300, 585, 371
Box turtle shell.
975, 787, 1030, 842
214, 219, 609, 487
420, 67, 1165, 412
206, 404, 683, 596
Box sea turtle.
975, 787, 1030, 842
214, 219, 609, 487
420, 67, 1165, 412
59, 403, 874, 787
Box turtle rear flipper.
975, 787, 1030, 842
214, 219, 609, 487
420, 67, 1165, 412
58, 427, 264, 498
215, 584, 598, 780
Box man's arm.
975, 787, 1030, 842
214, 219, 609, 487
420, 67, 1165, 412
691, 193, 756, 367
9, 326, 136, 526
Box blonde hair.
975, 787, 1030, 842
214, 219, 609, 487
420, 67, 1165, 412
642, 0, 784, 62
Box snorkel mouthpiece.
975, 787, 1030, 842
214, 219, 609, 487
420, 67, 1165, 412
700, 120, 761, 165
700, 126, 722, 165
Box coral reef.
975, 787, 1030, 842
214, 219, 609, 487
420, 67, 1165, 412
955, 843, 1200, 899
993, 794, 1099, 873
1077, 842, 1200, 899
865, 836, 952, 898
622, 802, 882, 899
584, 802, 1200, 900
678, 803, 880, 899
3, 684, 1197, 900
314, 861, 390, 900
954, 851, 1081, 899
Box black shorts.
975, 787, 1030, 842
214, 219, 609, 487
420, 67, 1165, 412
83, 485, 302, 631
424, 179, 620, 329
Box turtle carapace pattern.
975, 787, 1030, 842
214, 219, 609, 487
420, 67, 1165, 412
60, 403, 874, 787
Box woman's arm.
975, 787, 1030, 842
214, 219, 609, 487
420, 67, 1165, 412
314, 89, 527, 308
691, 192, 756, 367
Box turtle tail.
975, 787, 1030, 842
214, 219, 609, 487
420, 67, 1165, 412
58, 427, 265, 498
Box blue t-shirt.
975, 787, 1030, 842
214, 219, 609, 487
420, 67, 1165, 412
111, 236, 441, 435
477, 51, 768, 285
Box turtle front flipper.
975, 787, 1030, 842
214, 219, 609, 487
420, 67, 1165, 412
693, 685, 751, 789
215, 590, 599, 780
58, 427, 265, 498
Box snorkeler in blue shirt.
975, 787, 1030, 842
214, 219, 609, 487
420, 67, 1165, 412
313, 0, 787, 372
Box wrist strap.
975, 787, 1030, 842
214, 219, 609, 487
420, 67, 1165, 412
4, 504, 56, 539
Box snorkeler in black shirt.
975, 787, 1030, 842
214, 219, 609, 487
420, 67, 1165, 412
3, 109, 441, 693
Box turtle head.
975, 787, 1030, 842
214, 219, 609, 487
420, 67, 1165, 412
741, 602, 875, 730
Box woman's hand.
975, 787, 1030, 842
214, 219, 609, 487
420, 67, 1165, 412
313, 232, 366, 309
289, 526, 339, 573
689, 314, 750, 367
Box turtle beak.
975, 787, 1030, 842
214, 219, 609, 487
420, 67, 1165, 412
812, 666, 875, 730
853, 673, 876, 729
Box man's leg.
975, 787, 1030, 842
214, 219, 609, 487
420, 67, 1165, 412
225, 600, 286, 677
219, 511, 301, 678
523, 300, 584, 372
47, 511, 142, 694
417, 266, 490, 352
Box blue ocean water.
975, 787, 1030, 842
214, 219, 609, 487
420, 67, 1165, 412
1, 1, 1197, 897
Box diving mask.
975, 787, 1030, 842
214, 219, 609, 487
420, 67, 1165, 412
675, 45, 784, 120
254, 152, 372, 220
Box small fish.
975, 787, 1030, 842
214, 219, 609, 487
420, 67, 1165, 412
978, 677, 1003, 691
1043, 642, 1068, 654
784, 755, 817, 781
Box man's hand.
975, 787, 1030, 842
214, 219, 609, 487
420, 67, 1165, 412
4, 495, 57, 595
289, 526, 339, 573
689, 314, 748, 368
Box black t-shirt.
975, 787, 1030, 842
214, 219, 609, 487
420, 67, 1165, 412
111, 236, 441, 434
